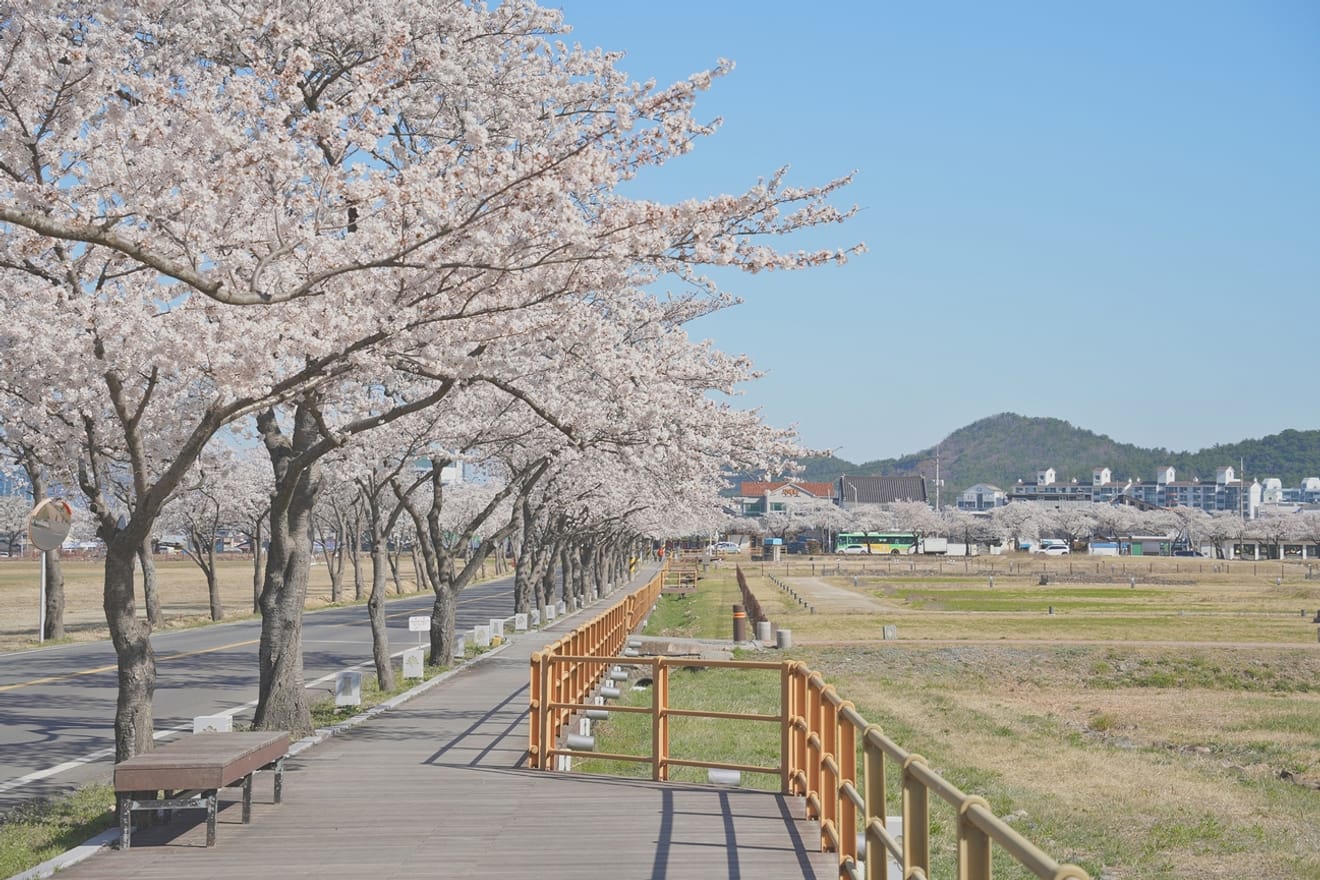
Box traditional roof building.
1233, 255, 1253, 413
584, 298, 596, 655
836, 475, 927, 510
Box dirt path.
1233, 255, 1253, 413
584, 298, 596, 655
777, 576, 893, 614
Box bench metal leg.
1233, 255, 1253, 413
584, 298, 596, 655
118, 796, 132, 849
273, 757, 284, 803
206, 792, 217, 847
242, 773, 252, 823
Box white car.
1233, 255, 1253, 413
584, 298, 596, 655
838, 544, 868, 555
1041, 544, 1070, 556
708, 541, 741, 554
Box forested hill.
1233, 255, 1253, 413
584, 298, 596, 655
792, 414, 1320, 493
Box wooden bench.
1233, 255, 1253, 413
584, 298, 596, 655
114, 731, 290, 848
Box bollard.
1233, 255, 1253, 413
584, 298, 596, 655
776, 628, 793, 650
988, 575, 994, 589
732, 604, 748, 642
402, 646, 425, 680
1048, 605, 1054, 615
1130, 575, 1136, 589
335, 670, 362, 707
756, 620, 772, 642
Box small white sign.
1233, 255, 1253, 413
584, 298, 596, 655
452, 634, 466, 659
193, 714, 232, 734
474, 625, 491, 648
402, 647, 424, 680
408, 615, 431, 632
514, 613, 528, 632
530, 609, 540, 627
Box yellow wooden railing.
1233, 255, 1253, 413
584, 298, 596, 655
528, 571, 1091, 880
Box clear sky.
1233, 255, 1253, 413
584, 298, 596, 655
555, 1, 1320, 462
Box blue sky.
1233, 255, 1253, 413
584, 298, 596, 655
556, 1, 1320, 462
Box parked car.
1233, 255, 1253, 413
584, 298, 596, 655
1041, 544, 1070, 556
1173, 549, 1203, 557
708, 541, 741, 554
838, 544, 868, 555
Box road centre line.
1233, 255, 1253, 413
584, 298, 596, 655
0, 592, 491, 693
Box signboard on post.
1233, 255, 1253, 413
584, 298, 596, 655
27, 499, 73, 644
408, 615, 430, 646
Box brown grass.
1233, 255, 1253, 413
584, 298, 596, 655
736, 555, 1320, 879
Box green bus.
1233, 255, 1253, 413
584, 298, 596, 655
834, 531, 918, 555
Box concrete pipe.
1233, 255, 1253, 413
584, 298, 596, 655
565, 733, 596, 751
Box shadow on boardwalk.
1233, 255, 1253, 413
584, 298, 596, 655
46, 587, 831, 880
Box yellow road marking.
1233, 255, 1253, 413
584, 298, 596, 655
0, 593, 489, 693
0, 639, 257, 693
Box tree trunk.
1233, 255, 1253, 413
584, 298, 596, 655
252, 404, 320, 738
251, 521, 264, 614
43, 548, 66, 641
388, 549, 403, 594
350, 514, 365, 600
368, 538, 395, 691
206, 542, 223, 621
105, 539, 155, 761
410, 545, 428, 592
28, 472, 66, 640
137, 539, 161, 626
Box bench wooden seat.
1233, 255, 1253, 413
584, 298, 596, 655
114, 731, 289, 848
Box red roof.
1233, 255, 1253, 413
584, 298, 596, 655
739, 481, 835, 498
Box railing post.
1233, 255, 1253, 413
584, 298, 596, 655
820, 687, 838, 851
863, 728, 887, 880
794, 665, 808, 796
780, 662, 792, 794
838, 703, 857, 866
902, 755, 930, 878
529, 652, 543, 769
652, 657, 669, 781
959, 796, 993, 880
807, 676, 822, 820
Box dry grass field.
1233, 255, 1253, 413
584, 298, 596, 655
740, 555, 1320, 880
0, 554, 429, 652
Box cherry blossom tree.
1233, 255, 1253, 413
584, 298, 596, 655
1, 0, 860, 755
990, 502, 1041, 551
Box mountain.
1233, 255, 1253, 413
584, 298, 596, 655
792, 414, 1320, 495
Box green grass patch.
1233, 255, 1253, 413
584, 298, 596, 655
575, 662, 783, 789
0, 783, 116, 878
642, 570, 743, 639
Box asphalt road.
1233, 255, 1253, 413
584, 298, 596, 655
0, 576, 523, 813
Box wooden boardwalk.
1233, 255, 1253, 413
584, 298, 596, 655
56, 595, 832, 879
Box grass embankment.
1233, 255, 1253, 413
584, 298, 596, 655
577, 559, 1320, 880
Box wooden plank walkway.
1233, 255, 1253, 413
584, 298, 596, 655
55, 585, 833, 879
